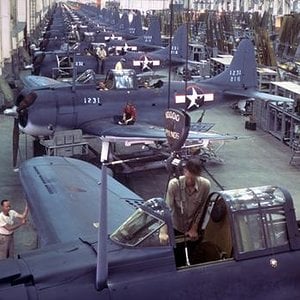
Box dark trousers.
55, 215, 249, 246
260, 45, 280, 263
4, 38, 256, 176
97, 58, 105, 74
113, 115, 135, 125
174, 229, 198, 267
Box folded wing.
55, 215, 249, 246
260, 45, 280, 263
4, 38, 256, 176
19, 156, 140, 246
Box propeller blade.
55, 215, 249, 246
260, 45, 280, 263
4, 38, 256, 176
12, 118, 19, 168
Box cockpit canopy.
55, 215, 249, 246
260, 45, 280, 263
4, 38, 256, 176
105, 69, 137, 90
110, 186, 300, 262
215, 185, 300, 260
110, 198, 172, 247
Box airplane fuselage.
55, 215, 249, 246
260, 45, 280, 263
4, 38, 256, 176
17, 77, 239, 137
20, 83, 183, 136
2, 236, 300, 300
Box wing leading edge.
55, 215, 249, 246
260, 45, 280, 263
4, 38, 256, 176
80, 119, 240, 142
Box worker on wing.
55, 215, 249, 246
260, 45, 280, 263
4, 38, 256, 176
118, 101, 137, 125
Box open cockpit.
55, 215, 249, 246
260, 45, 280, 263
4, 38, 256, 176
110, 185, 300, 268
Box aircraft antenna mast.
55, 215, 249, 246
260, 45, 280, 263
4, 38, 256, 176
184, 0, 191, 108
96, 161, 108, 290
71, 53, 77, 92
167, 0, 175, 109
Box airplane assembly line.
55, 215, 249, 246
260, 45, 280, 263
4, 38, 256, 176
0, 0, 300, 299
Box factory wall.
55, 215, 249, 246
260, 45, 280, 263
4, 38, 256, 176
0, 0, 55, 76
0, 0, 55, 108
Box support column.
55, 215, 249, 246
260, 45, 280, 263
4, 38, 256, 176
17, 0, 27, 47
282, 0, 291, 15
236, 0, 240, 12
273, 0, 279, 15
0, 0, 11, 61
243, 0, 250, 13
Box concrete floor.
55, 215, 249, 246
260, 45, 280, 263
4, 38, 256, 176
0, 99, 300, 256
123, 104, 300, 208
0, 114, 37, 254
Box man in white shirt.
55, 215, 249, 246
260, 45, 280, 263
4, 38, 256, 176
0, 199, 28, 259
96, 45, 107, 74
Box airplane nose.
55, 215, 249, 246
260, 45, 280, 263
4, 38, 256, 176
8, 91, 37, 169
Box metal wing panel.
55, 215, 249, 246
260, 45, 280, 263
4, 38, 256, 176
80, 119, 168, 141
22, 75, 70, 89
19, 156, 139, 246
80, 120, 238, 142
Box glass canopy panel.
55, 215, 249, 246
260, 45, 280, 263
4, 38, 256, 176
223, 186, 286, 212
110, 208, 164, 247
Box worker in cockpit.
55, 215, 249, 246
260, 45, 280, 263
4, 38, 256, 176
159, 158, 210, 266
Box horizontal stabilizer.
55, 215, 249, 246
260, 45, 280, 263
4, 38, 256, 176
224, 90, 294, 102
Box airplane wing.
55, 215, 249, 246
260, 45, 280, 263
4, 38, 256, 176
19, 156, 141, 246
81, 119, 168, 141
80, 119, 240, 142
224, 89, 294, 103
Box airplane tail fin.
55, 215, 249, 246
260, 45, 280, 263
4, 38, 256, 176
116, 12, 129, 32
142, 16, 162, 46
155, 24, 188, 60
204, 38, 258, 90
109, 10, 120, 27
100, 8, 108, 23
128, 12, 143, 37
132, 16, 162, 47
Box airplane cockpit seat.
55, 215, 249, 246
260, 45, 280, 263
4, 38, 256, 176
105, 79, 114, 90
200, 196, 233, 262
103, 71, 114, 89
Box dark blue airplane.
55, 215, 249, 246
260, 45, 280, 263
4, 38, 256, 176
4, 38, 294, 168
69, 6, 143, 44
33, 23, 186, 78
32, 8, 154, 77
102, 15, 162, 54
0, 154, 299, 299
82, 23, 188, 74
